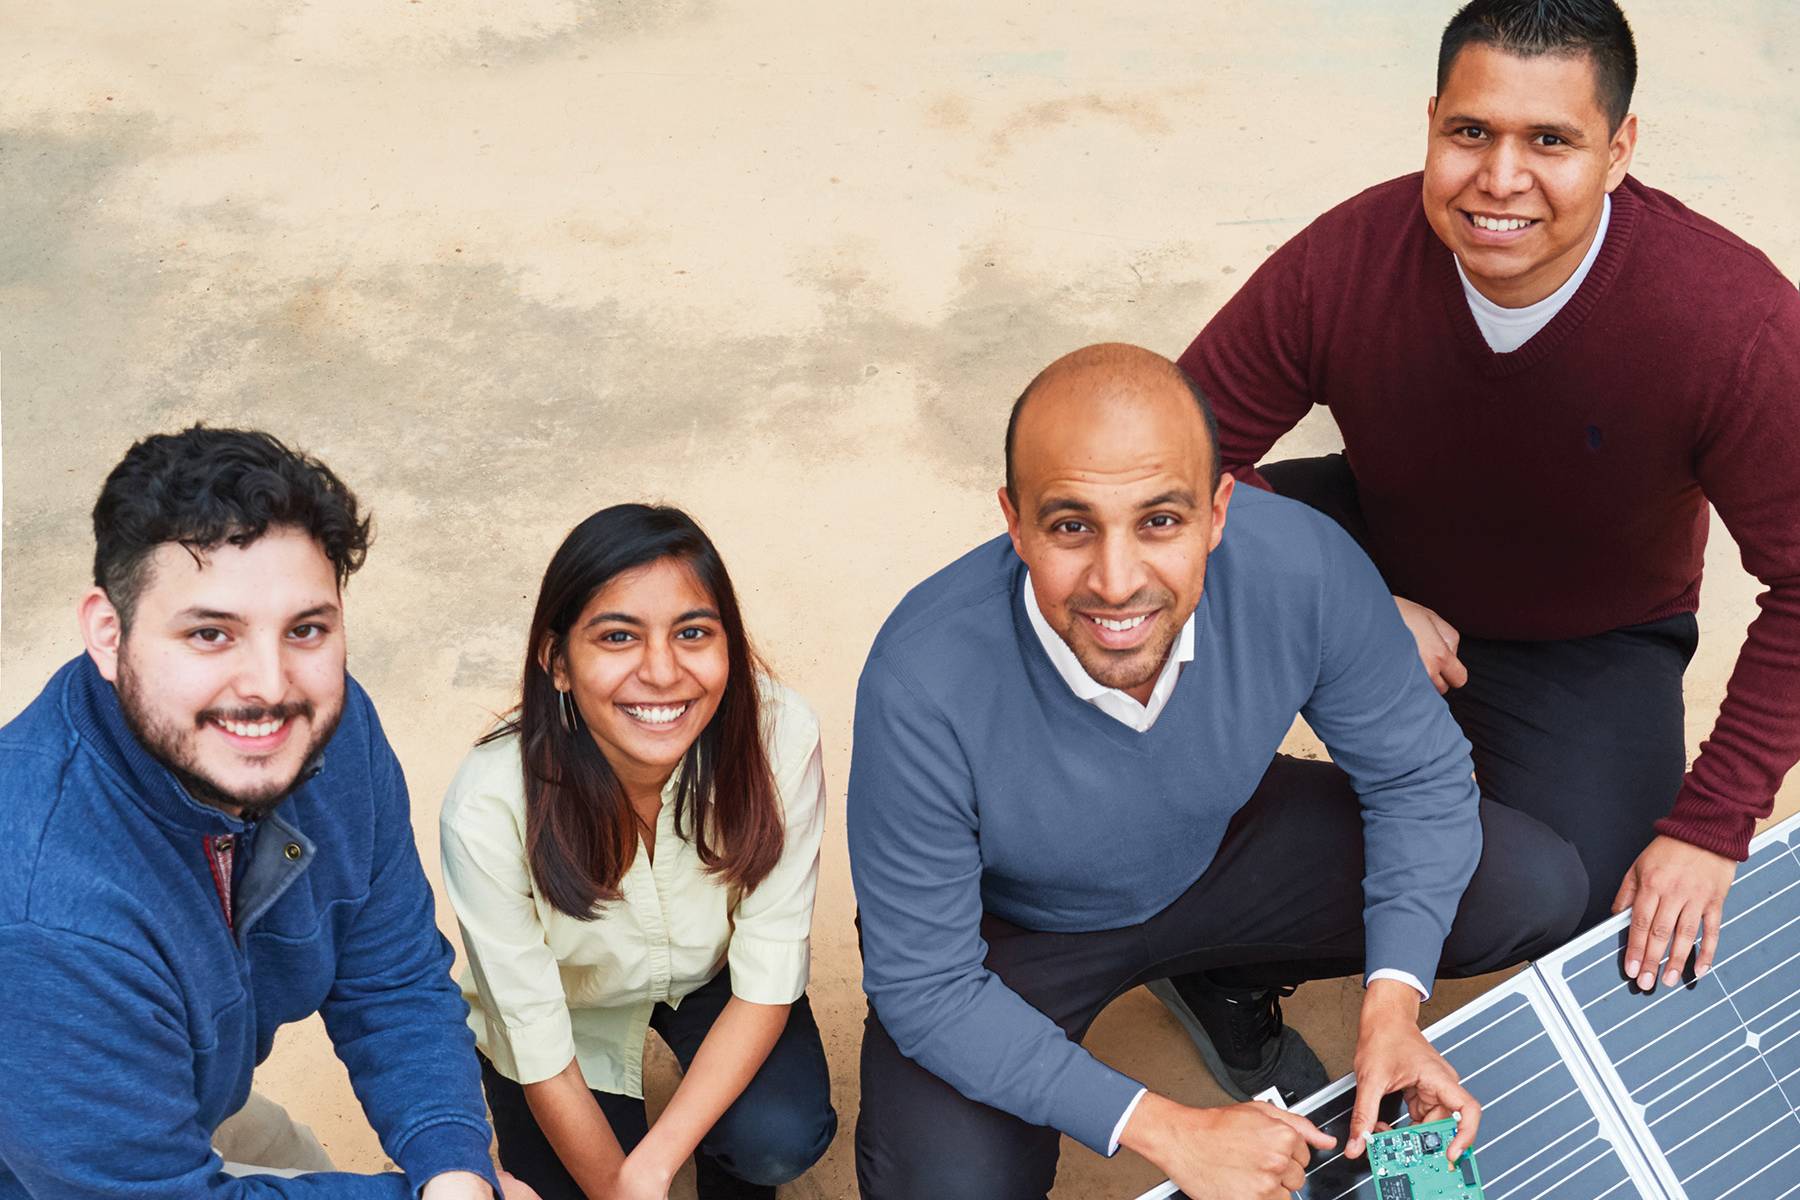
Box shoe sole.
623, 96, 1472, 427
1144, 977, 1256, 1103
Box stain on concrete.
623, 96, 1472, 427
990, 90, 1178, 158
761, 241, 1224, 492
567, 0, 716, 41
925, 94, 974, 131
0, 114, 179, 657
275, 0, 719, 68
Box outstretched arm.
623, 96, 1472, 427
1299, 516, 1485, 1157
320, 726, 504, 1196
1301, 516, 1483, 990
613, 999, 789, 1199
1619, 291, 1800, 987
0, 924, 423, 1199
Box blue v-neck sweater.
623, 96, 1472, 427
847, 487, 1481, 1153
0, 657, 500, 1198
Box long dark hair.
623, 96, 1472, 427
482, 504, 783, 918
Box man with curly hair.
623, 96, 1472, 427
0, 426, 534, 1199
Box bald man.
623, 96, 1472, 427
846, 345, 1585, 1199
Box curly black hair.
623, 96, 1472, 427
92, 425, 372, 628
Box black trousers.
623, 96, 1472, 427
855, 755, 1587, 1199
482, 971, 837, 1199
1262, 452, 1698, 930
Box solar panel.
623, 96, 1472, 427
1539, 818, 1800, 1200
1135, 812, 1800, 1200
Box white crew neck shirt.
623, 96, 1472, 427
1457, 193, 1611, 353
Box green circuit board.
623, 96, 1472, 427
1366, 1118, 1485, 1199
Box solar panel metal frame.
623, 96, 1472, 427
1134, 811, 1800, 1200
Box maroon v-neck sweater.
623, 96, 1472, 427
1180, 173, 1800, 859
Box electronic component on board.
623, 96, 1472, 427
1366, 1116, 1484, 1199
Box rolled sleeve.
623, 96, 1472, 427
476, 996, 580, 1086
439, 748, 577, 1086
319, 720, 502, 1193
728, 691, 826, 1006
727, 932, 812, 1006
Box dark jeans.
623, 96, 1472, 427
482, 971, 836, 1199
855, 755, 1587, 1199
1263, 452, 1698, 929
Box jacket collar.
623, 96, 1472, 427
60, 654, 324, 838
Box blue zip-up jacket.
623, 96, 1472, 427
0, 656, 502, 1198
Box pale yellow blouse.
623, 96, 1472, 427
439, 679, 826, 1096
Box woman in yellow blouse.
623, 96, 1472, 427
440, 505, 834, 1200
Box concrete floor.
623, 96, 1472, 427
3, 2, 1797, 1195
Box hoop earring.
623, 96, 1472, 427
559, 689, 580, 735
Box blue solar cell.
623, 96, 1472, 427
1544, 828, 1800, 1200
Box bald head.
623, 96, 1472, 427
1003, 343, 1220, 503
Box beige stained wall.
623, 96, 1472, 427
2, 2, 1797, 1196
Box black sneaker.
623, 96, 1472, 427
694, 1151, 775, 1200
1145, 974, 1328, 1104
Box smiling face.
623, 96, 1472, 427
551, 556, 730, 800
1423, 43, 1636, 308
1000, 348, 1233, 704
80, 526, 347, 819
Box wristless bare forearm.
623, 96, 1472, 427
523, 1059, 628, 1199
630, 997, 790, 1179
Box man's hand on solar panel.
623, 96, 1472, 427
1119, 1093, 1335, 1199
1613, 833, 1738, 992
1346, 980, 1481, 1165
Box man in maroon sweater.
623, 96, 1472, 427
1156, 0, 1800, 1103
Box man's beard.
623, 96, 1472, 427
1061, 586, 1180, 694
115, 657, 342, 822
